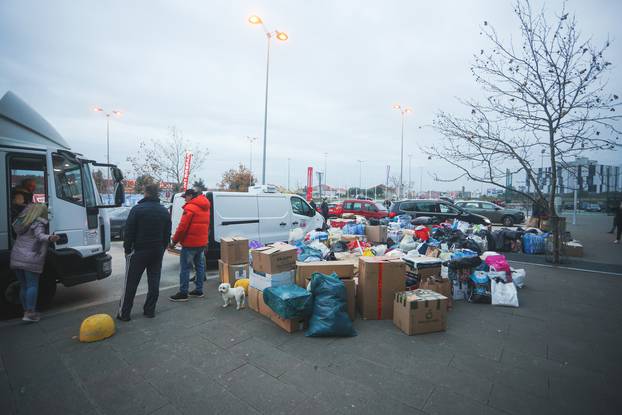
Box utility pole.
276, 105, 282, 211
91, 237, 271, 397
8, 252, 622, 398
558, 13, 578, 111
287, 158, 291, 191
323, 152, 328, 190
408, 154, 413, 198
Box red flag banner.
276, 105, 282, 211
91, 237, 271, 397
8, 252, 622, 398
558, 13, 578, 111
306, 167, 313, 201
182, 152, 192, 191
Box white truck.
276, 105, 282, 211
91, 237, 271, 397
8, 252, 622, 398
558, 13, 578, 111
170, 185, 325, 264
0, 91, 124, 319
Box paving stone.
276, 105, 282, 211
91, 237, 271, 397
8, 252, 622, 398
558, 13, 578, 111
488, 383, 558, 415
276, 334, 340, 368
326, 355, 434, 409
423, 385, 497, 415
229, 337, 303, 378
220, 364, 308, 415
148, 404, 183, 415
84, 367, 169, 415
149, 365, 259, 415
61, 343, 130, 385
3, 343, 67, 389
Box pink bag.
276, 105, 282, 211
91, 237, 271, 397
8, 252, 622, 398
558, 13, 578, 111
485, 255, 512, 281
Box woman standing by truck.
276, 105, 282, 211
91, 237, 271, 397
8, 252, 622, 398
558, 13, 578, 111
9, 204, 59, 322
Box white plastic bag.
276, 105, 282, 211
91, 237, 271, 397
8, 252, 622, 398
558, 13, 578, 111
511, 268, 526, 288
491, 280, 519, 307
488, 270, 509, 282
399, 234, 418, 252
288, 228, 304, 244
372, 244, 387, 256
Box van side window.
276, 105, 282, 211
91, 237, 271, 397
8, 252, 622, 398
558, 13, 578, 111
53, 153, 84, 205
292, 197, 314, 217
399, 202, 416, 212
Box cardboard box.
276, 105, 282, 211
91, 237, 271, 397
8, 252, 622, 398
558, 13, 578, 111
404, 256, 442, 280
270, 313, 306, 333
220, 237, 249, 265
295, 261, 355, 288
393, 289, 448, 335
218, 260, 249, 284
248, 286, 260, 312
249, 270, 295, 291
248, 287, 272, 318
365, 225, 387, 243
343, 278, 356, 321
358, 256, 406, 320
564, 241, 584, 257
419, 277, 453, 310
425, 246, 441, 258
252, 244, 297, 274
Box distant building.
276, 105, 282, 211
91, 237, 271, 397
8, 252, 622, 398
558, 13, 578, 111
527, 157, 622, 195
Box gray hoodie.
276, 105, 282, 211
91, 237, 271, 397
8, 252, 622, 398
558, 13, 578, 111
10, 217, 51, 274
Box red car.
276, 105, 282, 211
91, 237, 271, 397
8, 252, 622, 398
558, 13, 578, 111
341, 199, 388, 219
314, 201, 343, 218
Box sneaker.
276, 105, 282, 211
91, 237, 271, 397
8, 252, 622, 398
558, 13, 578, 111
143, 312, 155, 318
169, 292, 188, 302
188, 289, 204, 298
615, 240, 620, 244
116, 314, 131, 322
22, 312, 40, 322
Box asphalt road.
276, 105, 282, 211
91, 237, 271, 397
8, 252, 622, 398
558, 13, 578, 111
49, 242, 219, 316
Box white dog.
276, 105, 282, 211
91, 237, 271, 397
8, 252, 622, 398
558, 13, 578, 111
218, 283, 246, 310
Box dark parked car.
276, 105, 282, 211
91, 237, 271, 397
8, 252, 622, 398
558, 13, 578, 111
389, 199, 491, 226
455, 200, 525, 226
585, 203, 601, 212
109, 207, 131, 240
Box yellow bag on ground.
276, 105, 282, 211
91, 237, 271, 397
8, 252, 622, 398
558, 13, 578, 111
234, 278, 250, 295
79, 313, 115, 343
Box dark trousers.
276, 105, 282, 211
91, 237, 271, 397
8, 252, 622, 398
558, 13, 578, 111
118, 247, 165, 318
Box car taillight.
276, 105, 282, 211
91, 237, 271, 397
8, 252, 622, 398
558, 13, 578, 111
389, 212, 397, 218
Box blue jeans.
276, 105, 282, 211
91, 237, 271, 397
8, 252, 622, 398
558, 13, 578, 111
180, 247, 205, 294
15, 269, 39, 312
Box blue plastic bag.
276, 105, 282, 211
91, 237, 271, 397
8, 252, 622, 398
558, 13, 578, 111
263, 284, 313, 319
305, 273, 356, 337
522, 233, 547, 254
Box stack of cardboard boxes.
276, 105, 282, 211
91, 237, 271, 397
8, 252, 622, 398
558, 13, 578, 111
248, 243, 303, 332
219, 237, 249, 284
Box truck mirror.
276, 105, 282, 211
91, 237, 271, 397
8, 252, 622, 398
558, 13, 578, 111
112, 167, 124, 182
115, 183, 125, 206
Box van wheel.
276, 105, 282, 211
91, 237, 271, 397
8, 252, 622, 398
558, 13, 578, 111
502, 216, 514, 227
37, 275, 57, 310
0, 270, 23, 320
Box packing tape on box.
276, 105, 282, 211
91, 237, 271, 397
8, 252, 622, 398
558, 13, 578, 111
377, 262, 384, 319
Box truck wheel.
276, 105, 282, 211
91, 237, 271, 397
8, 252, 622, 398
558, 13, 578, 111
502, 216, 514, 227
0, 271, 24, 320
37, 275, 57, 310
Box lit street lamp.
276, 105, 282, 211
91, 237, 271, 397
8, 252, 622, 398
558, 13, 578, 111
93, 107, 122, 166
392, 104, 412, 199
248, 15, 289, 185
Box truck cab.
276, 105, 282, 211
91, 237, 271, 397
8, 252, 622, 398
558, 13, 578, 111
0, 91, 124, 319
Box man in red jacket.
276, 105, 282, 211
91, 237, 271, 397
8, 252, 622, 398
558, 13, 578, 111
169, 189, 211, 301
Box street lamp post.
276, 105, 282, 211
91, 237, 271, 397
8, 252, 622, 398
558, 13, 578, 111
408, 153, 413, 198
392, 104, 412, 199
93, 107, 122, 166
323, 152, 328, 191
357, 159, 365, 197
248, 15, 288, 185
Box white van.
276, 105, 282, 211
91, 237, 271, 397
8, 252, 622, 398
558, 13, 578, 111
170, 185, 324, 263
0, 91, 124, 319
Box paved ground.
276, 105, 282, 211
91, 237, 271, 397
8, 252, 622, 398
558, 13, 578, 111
2, 265, 622, 413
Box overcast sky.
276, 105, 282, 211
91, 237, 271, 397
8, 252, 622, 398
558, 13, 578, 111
1, 0, 620, 192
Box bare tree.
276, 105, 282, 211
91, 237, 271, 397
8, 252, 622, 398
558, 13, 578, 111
425, 0, 620, 262
127, 126, 208, 191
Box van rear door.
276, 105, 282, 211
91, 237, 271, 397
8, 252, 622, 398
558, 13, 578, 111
212, 193, 260, 242
258, 195, 291, 243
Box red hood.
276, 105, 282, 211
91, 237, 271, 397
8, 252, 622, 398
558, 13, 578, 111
186, 194, 210, 211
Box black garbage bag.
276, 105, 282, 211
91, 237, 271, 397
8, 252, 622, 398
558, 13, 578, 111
368, 217, 380, 226
305, 273, 356, 337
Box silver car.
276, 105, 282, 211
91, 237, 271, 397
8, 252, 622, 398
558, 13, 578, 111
455, 200, 525, 226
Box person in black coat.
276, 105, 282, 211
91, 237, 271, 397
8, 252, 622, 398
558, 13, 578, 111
117, 183, 172, 321
320, 198, 329, 219
310, 200, 317, 211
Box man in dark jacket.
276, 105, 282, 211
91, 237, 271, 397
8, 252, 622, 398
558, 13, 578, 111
117, 183, 171, 321
614, 202, 622, 244
320, 198, 329, 219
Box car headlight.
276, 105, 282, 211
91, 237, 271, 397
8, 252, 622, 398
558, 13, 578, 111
484, 218, 491, 225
